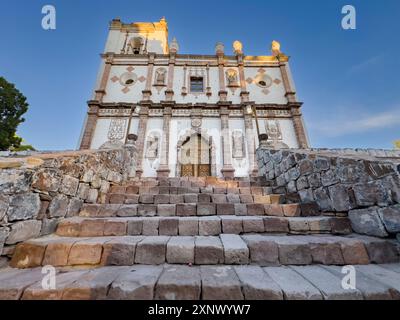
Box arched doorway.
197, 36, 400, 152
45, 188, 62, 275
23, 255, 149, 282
177, 132, 215, 177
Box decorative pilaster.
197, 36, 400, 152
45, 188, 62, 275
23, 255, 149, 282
216, 43, 227, 102
135, 105, 149, 177
142, 53, 155, 101
157, 106, 172, 177
279, 62, 296, 103
79, 102, 99, 150
290, 103, 309, 149
243, 109, 258, 177
220, 106, 235, 178
94, 54, 113, 101
165, 38, 178, 101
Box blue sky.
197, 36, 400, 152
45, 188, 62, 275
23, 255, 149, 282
0, 0, 399, 150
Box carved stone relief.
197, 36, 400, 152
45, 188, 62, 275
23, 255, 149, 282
107, 118, 127, 141
265, 120, 283, 140
232, 130, 245, 159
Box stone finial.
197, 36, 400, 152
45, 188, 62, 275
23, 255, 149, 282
169, 37, 179, 53
233, 40, 243, 55
215, 42, 225, 54
271, 40, 281, 56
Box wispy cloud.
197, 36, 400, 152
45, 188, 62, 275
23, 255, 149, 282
347, 54, 385, 75
311, 108, 400, 137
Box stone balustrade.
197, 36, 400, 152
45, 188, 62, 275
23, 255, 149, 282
0, 145, 137, 257
256, 147, 400, 238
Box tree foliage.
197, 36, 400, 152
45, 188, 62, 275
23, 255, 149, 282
0, 77, 29, 151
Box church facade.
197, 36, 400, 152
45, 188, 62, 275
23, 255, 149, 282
79, 18, 309, 178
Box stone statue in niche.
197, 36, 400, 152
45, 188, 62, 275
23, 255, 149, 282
155, 68, 167, 85
265, 120, 282, 140
107, 119, 127, 141
232, 131, 245, 158
226, 69, 239, 87
145, 134, 159, 159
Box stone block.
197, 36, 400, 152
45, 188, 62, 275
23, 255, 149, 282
220, 234, 249, 264
87, 189, 99, 203
328, 184, 354, 212
178, 217, 199, 236
349, 207, 388, 237
154, 194, 169, 204
10, 241, 46, 268
155, 266, 201, 300
108, 265, 163, 300
137, 204, 157, 217
217, 203, 235, 215
197, 203, 216, 216
242, 217, 264, 233
159, 218, 179, 236
236, 266, 283, 300
66, 198, 83, 217
264, 204, 284, 217
340, 239, 370, 265
330, 218, 352, 234
353, 181, 391, 207
247, 204, 265, 216
264, 217, 289, 233
211, 194, 227, 203
226, 194, 240, 203
194, 236, 224, 264
6, 220, 42, 245
117, 204, 138, 217
221, 216, 243, 234
125, 195, 140, 204
282, 204, 301, 217
184, 194, 198, 203
109, 194, 125, 204
157, 204, 176, 217
300, 203, 320, 217
198, 193, 211, 203
176, 203, 196, 216
80, 219, 104, 237
276, 237, 313, 265
198, 217, 221, 236
288, 219, 310, 233
239, 194, 254, 204
101, 237, 142, 266
104, 219, 127, 236
166, 236, 195, 264
68, 239, 104, 265
140, 194, 154, 204
56, 218, 81, 237
127, 218, 143, 235
234, 204, 247, 216
7, 193, 41, 222
142, 218, 159, 235
378, 205, 400, 234
242, 235, 279, 266
200, 266, 244, 300
169, 194, 184, 204
135, 236, 169, 264
364, 240, 399, 264
60, 175, 79, 196
43, 239, 76, 267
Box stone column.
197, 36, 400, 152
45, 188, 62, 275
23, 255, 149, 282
135, 105, 149, 177
79, 102, 99, 150
244, 111, 258, 176
220, 106, 235, 178
94, 55, 113, 101
279, 62, 296, 103
157, 105, 172, 177
290, 103, 309, 149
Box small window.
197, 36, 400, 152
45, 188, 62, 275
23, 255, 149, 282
190, 77, 204, 93
125, 79, 135, 85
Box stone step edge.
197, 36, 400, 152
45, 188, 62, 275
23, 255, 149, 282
10, 233, 400, 269
1, 263, 400, 300
56, 216, 352, 237
79, 202, 322, 218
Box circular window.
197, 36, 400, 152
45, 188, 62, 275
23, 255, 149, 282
255, 74, 273, 88
119, 72, 137, 87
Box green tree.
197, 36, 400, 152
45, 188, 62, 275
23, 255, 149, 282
0, 77, 29, 151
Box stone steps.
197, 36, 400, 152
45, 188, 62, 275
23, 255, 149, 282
79, 202, 323, 218
1, 263, 400, 300
10, 234, 399, 269
56, 216, 352, 237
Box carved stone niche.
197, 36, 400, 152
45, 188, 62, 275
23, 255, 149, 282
226, 69, 239, 87
153, 68, 167, 93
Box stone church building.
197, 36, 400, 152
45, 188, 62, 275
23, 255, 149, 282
79, 18, 309, 178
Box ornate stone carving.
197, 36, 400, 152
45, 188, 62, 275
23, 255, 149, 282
191, 118, 202, 128
107, 119, 127, 141
226, 69, 239, 87
232, 130, 245, 159
265, 120, 283, 140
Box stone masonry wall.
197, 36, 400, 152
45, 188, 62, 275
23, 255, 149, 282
256, 147, 400, 239
0, 146, 136, 259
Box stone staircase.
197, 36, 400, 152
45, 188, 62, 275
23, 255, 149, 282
1, 176, 400, 300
